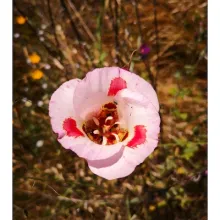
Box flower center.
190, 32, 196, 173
82, 102, 129, 145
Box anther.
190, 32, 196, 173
112, 133, 120, 143
93, 130, 100, 134
92, 117, 99, 126
102, 136, 107, 145
105, 116, 113, 123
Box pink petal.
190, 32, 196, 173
114, 88, 148, 107
72, 67, 159, 120
87, 146, 125, 168
107, 77, 127, 96
87, 88, 160, 180
76, 92, 113, 121
72, 67, 121, 119
88, 154, 136, 180
87, 137, 158, 180
114, 89, 160, 133
114, 88, 160, 165
49, 79, 81, 136
118, 68, 159, 112
127, 125, 146, 148
58, 135, 124, 160
124, 138, 159, 166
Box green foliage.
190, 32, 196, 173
173, 109, 188, 120
183, 143, 199, 160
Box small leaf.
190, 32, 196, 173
158, 200, 167, 207
130, 197, 140, 204
176, 167, 187, 175
174, 71, 181, 79
99, 52, 107, 62
149, 205, 156, 212
179, 113, 188, 120
183, 143, 199, 160
155, 181, 165, 189
168, 87, 178, 96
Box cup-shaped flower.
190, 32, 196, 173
49, 67, 160, 180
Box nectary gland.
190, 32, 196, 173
82, 102, 128, 145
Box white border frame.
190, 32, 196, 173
208, 0, 220, 219
1, 0, 218, 219
0, 0, 12, 219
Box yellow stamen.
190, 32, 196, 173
102, 136, 107, 145
112, 133, 120, 142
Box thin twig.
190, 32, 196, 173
47, 0, 72, 80
153, 0, 160, 91
60, 0, 94, 67
133, 0, 155, 86
128, 49, 138, 69
60, 0, 82, 43
67, 0, 96, 42
26, 176, 61, 196
111, 0, 120, 64
13, 205, 27, 219
122, 49, 138, 70
15, 189, 108, 205
47, 0, 62, 53
133, 0, 143, 41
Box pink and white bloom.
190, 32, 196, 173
49, 67, 160, 180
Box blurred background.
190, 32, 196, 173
13, 0, 207, 219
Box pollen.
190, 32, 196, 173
82, 102, 128, 145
